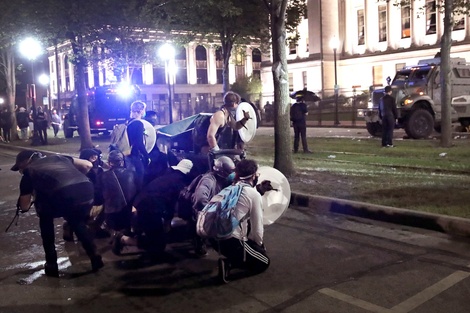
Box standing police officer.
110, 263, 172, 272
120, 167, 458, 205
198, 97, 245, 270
379, 86, 398, 147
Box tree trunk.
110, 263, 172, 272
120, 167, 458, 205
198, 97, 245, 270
0, 47, 18, 140
221, 37, 232, 94
440, 0, 453, 148
270, 0, 294, 177
67, 32, 94, 150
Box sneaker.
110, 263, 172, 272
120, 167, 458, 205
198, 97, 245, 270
90, 255, 104, 272
112, 233, 123, 256
303, 150, 313, 154
386, 144, 395, 148
217, 258, 230, 284
62, 222, 74, 242
44, 262, 59, 277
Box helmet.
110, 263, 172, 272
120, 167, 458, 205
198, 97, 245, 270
213, 156, 235, 177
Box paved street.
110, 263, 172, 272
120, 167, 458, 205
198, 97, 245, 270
1, 147, 470, 312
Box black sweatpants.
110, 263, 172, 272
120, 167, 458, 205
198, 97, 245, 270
212, 237, 270, 274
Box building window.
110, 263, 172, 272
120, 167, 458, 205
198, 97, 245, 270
357, 9, 365, 45
453, 13, 465, 31
426, 0, 437, 35
373, 65, 383, 86
401, 4, 411, 38
378, 5, 387, 42
289, 41, 297, 55
395, 63, 406, 72
288, 73, 294, 92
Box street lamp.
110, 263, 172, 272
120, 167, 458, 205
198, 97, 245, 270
159, 43, 175, 124
330, 37, 340, 126
19, 37, 43, 145
38, 74, 51, 111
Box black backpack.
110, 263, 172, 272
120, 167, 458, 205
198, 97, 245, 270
176, 174, 204, 220
192, 114, 212, 153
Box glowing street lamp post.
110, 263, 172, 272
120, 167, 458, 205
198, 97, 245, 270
38, 74, 51, 111
330, 37, 340, 126
19, 38, 43, 145
159, 43, 176, 124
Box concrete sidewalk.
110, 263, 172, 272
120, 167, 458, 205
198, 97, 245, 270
2, 130, 470, 239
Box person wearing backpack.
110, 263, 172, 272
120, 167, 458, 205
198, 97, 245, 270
290, 94, 311, 153
210, 159, 270, 283
95, 150, 138, 234
126, 100, 150, 188
189, 156, 236, 256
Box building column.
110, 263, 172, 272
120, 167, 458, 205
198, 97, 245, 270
187, 43, 197, 85
207, 45, 217, 84
245, 46, 253, 78
320, 0, 340, 96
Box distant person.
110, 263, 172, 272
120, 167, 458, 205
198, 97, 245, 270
50, 109, 61, 137
290, 94, 311, 153
11, 150, 104, 277
206, 91, 250, 152
379, 85, 398, 148
0, 107, 12, 143
36, 106, 48, 145
211, 159, 269, 283
144, 110, 158, 127
16, 107, 30, 141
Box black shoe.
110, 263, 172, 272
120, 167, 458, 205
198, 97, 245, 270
112, 233, 123, 256
62, 222, 74, 242
91, 255, 104, 272
44, 262, 59, 277
217, 258, 230, 284
303, 150, 312, 154
194, 238, 208, 257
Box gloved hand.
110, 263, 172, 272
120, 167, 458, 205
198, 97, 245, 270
256, 180, 274, 195
242, 110, 251, 120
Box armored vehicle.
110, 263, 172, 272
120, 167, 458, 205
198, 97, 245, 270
359, 57, 470, 139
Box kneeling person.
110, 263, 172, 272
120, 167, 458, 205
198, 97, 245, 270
212, 159, 270, 283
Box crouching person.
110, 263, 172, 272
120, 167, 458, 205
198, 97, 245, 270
113, 159, 193, 259
11, 150, 104, 277
210, 159, 270, 283
95, 150, 138, 234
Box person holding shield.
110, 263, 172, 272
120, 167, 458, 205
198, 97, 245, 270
206, 91, 251, 151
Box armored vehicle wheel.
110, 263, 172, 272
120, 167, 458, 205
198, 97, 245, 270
404, 109, 434, 139
366, 122, 382, 137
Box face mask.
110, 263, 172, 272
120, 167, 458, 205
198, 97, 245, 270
226, 172, 235, 184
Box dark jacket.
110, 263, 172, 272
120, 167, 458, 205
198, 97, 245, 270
133, 168, 192, 221
379, 94, 397, 120
95, 167, 138, 214
290, 102, 308, 124
16, 111, 29, 129
192, 172, 229, 212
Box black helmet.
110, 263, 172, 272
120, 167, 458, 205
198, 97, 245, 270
213, 156, 235, 177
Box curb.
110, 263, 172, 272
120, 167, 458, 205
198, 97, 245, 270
290, 192, 470, 238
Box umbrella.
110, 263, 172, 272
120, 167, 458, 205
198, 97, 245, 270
290, 88, 321, 102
